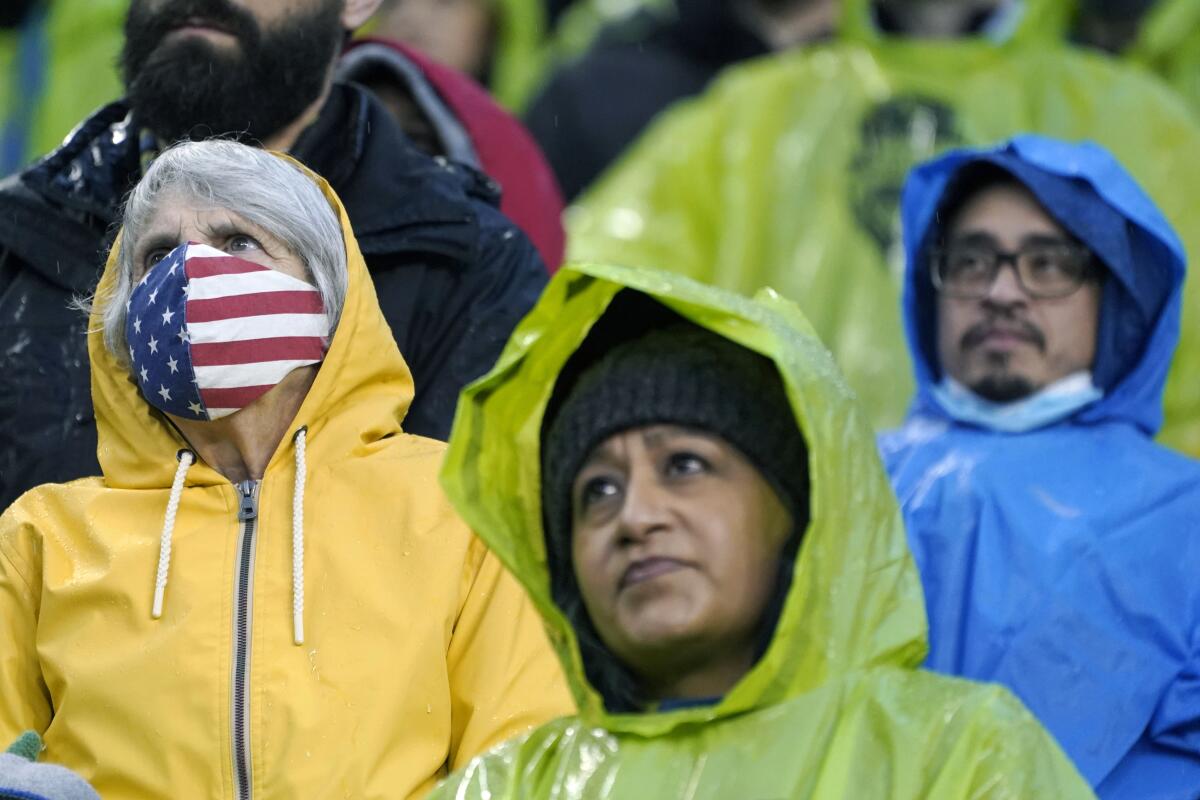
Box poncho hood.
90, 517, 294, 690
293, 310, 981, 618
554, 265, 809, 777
91, 153, 416, 490
899, 134, 1186, 435
440, 262, 926, 735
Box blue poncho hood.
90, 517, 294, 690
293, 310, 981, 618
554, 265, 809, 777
900, 134, 1186, 435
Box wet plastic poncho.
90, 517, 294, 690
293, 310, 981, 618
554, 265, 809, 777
432, 262, 1093, 799
0, 157, 572, 798
1124, 0, 1200, 122
879, 136, 1200, 798
566, 38, 1200, 455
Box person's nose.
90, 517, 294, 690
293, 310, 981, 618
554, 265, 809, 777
983, 259, 1029, 307
615, 470, 671, 546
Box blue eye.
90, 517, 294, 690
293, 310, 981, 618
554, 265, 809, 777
228, 234, 261, 253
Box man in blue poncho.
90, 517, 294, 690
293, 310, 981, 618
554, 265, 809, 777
879, 134, 1200, 798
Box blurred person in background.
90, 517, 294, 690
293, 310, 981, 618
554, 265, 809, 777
426, 262, 1093, 800
0, 0, 127, 174
881, 135, 1200, 798
339, 36, 566, 268
0, 140, 570, 799
1070, 0, 1200, 120
567, 0, 1200, 455
368, 0, 550, 109
524, 0, 837, 200
0, 0, 550, 510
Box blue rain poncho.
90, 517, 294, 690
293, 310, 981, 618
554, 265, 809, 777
880, 135, 1200, 798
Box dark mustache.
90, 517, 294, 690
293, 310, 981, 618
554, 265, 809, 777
960, 317, 1046, 352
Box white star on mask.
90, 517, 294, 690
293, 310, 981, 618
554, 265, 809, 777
133, 317, 141, 334
148, 336, 159, 354
161, 307, 175, 325
167, 356, 179, 374
157, 385, 172, 402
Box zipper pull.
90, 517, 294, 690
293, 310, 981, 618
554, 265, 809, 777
237, 480, 257, 521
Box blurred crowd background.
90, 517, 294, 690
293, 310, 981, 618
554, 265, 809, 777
3, 0, 1199, 453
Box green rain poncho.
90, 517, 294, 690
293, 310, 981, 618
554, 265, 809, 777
434, 262, 1093, 799
1123, 0, 1200, 121
566, 34, 1200, 455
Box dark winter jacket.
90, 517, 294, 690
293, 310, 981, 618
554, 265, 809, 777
0, 81, 547, 510
523, 0, 770, 200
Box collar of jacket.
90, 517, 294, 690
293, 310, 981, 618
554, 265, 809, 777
0, 101, 137, 294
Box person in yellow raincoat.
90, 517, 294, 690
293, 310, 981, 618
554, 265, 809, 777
0, 140, 571, 799
431, 261, 1094, 799
567, 3, 1200, 455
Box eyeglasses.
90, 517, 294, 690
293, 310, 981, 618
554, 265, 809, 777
929, 241, 1096, 300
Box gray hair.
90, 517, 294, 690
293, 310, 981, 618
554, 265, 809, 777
98, 139, 347, 359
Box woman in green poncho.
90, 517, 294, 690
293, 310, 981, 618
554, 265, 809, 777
433, 262, 1094, 799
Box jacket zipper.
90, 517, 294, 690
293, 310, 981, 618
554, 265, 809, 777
231, 479, 259, 800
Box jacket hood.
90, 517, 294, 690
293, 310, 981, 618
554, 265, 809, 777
89, 154, 415, 490
838, 0, 1073, 44
440, 262, 926, 735
899, 134, 1186, 435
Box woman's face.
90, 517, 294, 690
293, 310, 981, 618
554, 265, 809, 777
130, 193, 308, 284
570, 424, 793, 698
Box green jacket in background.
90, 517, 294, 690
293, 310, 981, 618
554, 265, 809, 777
567, 42, 1200, 455
0, 0, 126, 174
1125, 0, 1200, 120
433, 262, 1094, 799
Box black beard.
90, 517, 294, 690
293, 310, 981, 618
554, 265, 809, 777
120, 0, 344, 144
971, 373, 1037, 403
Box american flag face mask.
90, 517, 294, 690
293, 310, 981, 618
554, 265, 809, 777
126, 242, 330, 421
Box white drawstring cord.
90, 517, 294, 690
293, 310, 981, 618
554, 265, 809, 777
292, 426, 308, 645
152, 449, 195, 619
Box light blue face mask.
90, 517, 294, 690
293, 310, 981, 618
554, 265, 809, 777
931, 371, 1103, 434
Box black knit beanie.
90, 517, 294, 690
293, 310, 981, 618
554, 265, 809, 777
542, 321, 809, 543
539, 300, 810, 711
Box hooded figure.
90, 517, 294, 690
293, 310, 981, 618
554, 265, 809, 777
0, 141, 571, 799
430, 261, 1091, 798
880, 135, 1200, 798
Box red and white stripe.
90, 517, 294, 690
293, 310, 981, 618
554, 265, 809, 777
183, 244, 328, 418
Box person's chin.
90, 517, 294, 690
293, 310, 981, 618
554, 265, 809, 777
968, 370, 1039, 403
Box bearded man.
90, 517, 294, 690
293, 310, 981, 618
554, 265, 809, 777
0, 0, 549, 510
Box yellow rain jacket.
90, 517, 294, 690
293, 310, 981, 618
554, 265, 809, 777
0, 161, 572, 798
567, 39, 1200, 455
432, 262, 1094, 798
